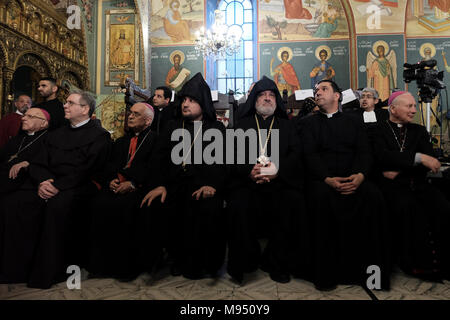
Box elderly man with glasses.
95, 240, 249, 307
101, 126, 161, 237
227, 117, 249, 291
0, 90, 111, 289
0, 107, 50, 193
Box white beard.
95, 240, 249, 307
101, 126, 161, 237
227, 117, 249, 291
255, 104, 275, 117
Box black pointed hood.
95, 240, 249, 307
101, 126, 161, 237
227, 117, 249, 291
178, 72, 216, 121
239, 76, 287, 119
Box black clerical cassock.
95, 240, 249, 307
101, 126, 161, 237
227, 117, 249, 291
371, 120, 450, 281
0, 119, 110, 288
226, 76, 309, 283
87, 125, 160, 279
150, 102, 178, 135
301, 111, 390, 289
147, 73, 226, 279
0, 129, 48, 194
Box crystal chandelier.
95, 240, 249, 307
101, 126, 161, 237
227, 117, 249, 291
195, 10, 242, 59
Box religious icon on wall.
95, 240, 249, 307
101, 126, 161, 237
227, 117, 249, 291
270, 46, 301, 96
366, 40, 397, 101
165, 50, 191, 93
310, 45, 335, 88
105, 9, 140, 86
419, 42, 436, 61
110, 26, 135, 69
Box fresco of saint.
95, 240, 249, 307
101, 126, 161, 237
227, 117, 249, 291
366, 41, 397, 101
270, 47, 301, 96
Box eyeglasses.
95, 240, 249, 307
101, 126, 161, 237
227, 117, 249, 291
64, 100, 87, 107
129, 111, 142, 117
23, 114, 47, 121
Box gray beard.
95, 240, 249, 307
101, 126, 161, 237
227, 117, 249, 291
255, 104, 275, 117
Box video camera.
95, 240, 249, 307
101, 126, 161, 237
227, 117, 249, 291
403, 60, 445, 102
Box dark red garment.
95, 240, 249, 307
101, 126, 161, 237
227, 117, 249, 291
0, 112, 22, 148
429, 0, 450, 12
126, 136, 138, 168
283, 0, 312, 19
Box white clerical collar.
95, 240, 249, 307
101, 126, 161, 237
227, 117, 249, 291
27, 131, 35, 136
16, 110, 24, 116
363, 110, 377, 123
71, 118, 90, 128
321, 110, 338, 118
397, 123, 403, 128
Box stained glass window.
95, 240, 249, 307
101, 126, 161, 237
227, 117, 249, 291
217, 0, 253, 97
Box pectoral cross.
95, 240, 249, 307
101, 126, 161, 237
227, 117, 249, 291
8, 154, 18, 163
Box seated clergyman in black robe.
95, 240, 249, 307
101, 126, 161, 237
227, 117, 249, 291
87, 102, 160, 280
371, 91, 450, 281
226, 76, 309, 284
141, 73, 226, 280
0, 90, 111, 288
300, 80, 390, 290
0, 108, 50, 194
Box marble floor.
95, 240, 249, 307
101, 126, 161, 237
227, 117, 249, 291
1, 266, 450, 300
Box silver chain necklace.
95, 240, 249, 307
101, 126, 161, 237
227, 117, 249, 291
386, 120, 407, 152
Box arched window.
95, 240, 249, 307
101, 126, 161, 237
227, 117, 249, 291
216, 0, 254, 97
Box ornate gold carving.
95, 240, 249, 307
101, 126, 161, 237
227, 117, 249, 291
0, 0, 90, 114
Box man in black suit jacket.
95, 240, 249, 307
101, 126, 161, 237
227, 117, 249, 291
150, 86, 177, 135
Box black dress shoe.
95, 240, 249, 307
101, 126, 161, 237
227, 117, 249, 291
269, 272, 291, 284
314, 283, 338, 291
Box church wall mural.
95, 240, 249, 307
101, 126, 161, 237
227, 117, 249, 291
356, 34, 405, 101
151, 0, 205, 45
258, 0, 349, 41
349, 0, 407, 34
150, 46, 204, 92
406, 0, 450, 36
65, 0, 450, 142
259, 40, 351, 94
